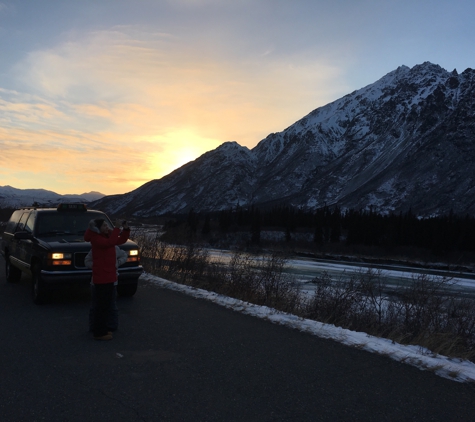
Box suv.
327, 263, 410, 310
1, 203, 143, 304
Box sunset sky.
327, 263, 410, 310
1, 0, 474, 196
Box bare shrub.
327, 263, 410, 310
135, 227, 475, 360
222, 252, 301, 313
447, 298, 475, 345
225, 252, 261, 301
305, 269, 475, 359
397, 274, 456, 337
132, 226, 210, 284
135, 229, 300, 312
255, 253, 301, 313
304, 272, 361, 327
353, 268, 387, 327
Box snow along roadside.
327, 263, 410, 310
140, 272, 475, 383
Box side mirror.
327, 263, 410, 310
14, 231, 34, 240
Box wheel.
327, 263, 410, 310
32, 265, 47, 304
117, 282, 138, 297
5, 257, 22, 283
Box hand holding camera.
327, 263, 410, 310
114, 219, 129, 229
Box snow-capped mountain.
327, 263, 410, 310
0, 186, 105, 208
92, 62, 475, 217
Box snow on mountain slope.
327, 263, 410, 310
92, 62, 475, 217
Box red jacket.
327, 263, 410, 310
84, 227, 130, 284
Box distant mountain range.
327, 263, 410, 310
0, 186, 105, 208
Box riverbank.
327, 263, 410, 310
294, 250, 475, 275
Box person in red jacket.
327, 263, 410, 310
84, 218, 130, 340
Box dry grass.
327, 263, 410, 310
302, 270, 475, 361
133, 227, 475, 362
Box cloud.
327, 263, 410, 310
16, 26, 348, 129
3, 25, 350, 194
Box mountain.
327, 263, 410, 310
92, 62, 475, 218
69, 191, 105, 202
0, 186, 106, 208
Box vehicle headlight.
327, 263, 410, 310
127, 249, 139, 262
48, 252, 72, 265
51, 253, 71, 260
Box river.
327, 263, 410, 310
207, 249, 475, 298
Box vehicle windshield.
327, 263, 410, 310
36, 212, 112, 237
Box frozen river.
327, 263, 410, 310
207, 249, 475, 298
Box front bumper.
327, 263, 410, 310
40, 266, 144, 285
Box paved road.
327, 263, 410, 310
2, 258, 475, 421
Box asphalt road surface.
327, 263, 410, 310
2, 258, 475, 422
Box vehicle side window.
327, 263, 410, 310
5, 210, 23, 234
16, 212, 30, 233
24, 212, 36, 234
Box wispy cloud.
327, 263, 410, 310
2, 25, 349, 194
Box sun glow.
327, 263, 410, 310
145, 130, 222, 180
1, 23, 349, 196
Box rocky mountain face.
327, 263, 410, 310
93, 62, 475, 218
0, 186, 105, 208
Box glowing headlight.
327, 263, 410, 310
49, 252, 72, 265
51, 253, 71, 260
127, 249, 139, 262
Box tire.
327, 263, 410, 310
32, 265, 47, 305
5, 257, 22, 283
117, 282, 138, 297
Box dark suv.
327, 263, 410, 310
1, 203, 143, 304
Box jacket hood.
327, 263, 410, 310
88, 219, 101, 234
84, 219, 103, 242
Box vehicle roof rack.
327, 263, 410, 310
57, 203, 88, 212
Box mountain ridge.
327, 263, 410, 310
0, 186, 105, 208
24, 61, 475, 217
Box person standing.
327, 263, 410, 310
85, 245, 127, 333
84, 218, 130, 340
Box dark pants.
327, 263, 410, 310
89, 284, 119, 332
91, 283, 116, 337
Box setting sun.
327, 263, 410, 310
143, 130, 222, 182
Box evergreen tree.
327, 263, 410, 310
186, 208, 198, 236
285, 226, 292, 243
250, 209, 261, 245
330, 207, 341, 242
201, 214, 211, 236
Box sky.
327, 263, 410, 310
0, 0, 474, 196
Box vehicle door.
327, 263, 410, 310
2, 210, 22, 253
12, 211, 34, 273
21, 211, 38, 272
9, 211, 30, 271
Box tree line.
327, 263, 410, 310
181, 205, 475, 254
2, 202, 474, 256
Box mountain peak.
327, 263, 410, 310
217, 141, 245, 151
91, 62, 475, 217
212, 141, 254, 161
